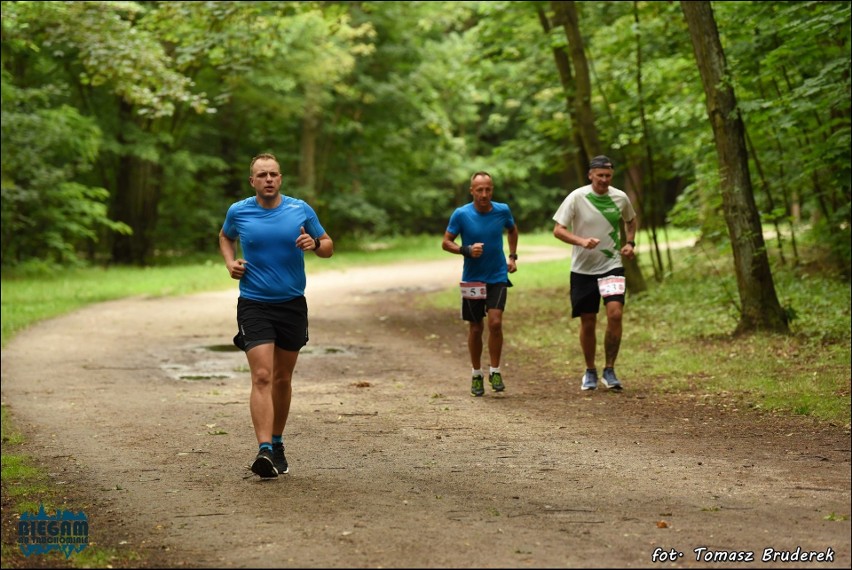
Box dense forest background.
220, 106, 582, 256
2, 1, 849, 285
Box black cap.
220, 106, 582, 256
589, 155, 614, 170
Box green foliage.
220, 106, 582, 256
585, 1, 707, 175
468, 1, 584, 229
1, 1, 208, 116
0, 0, 849, 283
713, 1, 851, 267
801, 215, 852, 280
666, 167, 728, 241
153, 150, 232, 255
0, 74, 131, 266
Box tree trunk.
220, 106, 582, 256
633, 1, 665, 281
110, 156, 161, 265
299, 110, 318, 204
681, 0, 789, 334
551, 1, 600, 162
537, 5, 585, 180
110, 103, 162, 265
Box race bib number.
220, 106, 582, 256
597, 275, 626, 297
460, 282, 487, 300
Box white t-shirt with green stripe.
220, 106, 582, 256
552, 184, 636, 275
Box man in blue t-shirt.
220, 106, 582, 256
442, 171, 519, 397
219, 152, 334, 478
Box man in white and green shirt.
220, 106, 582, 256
553, 155, 638, 391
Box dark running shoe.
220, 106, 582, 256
251, 448, 278, 478
489, 371, 505, 392
601, 367, 623, 391
272, 442, 289, 475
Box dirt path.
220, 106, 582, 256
2, 251, 850, 568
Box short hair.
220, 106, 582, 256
249, 153, 278, 175
469, 171, 493, 185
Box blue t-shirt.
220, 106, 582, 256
222, 195, 326, 302
446, 201, 516, 284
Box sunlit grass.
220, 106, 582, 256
0, 234, 469, 347
1, 262, 234, 346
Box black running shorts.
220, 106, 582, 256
570, 268, 625, 318
461, 282, 511, 322
234, 296, 309, 352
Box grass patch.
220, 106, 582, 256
1, 406, 55, 514
619, 243, 850, 422
323, 233, 449, 267
1, 261, 235, 347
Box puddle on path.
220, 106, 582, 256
162, 344, 357, 381
202, 344, 355, 356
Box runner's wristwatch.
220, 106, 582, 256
508, 253, 518, 260
627, 240, 636, 247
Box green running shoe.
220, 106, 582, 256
489, 371, 505, 392
471, 374, 485, 397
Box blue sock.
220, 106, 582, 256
259, 442, 272, 452
272, 435, 283, 446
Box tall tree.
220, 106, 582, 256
31, 2, 211, 264
680, 0, 789, 334
550, 1, 598, 167
535, 4, 585, 180
0, 1, 199, 265
711, 1, 851, 277
3, 0, 847, 271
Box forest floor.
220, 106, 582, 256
1, 249, 850, 568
